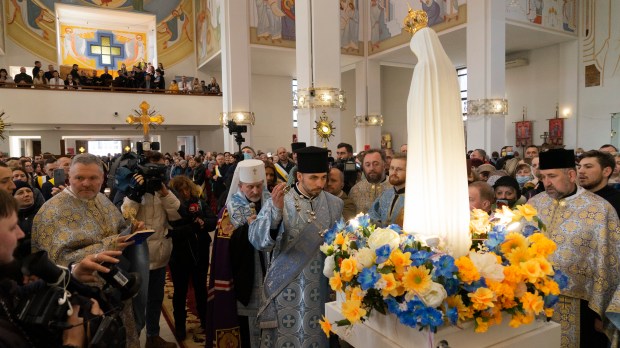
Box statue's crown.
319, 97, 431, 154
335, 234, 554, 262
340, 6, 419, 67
403, 8, 428, 35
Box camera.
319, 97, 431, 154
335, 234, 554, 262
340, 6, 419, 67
13, 251, 139, 347
227, 120, 247, 134
227, 120, 248, 155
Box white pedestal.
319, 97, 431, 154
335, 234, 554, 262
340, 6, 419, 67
325, 302, 561, 348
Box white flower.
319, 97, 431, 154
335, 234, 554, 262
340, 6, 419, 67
323, 255, 335, 277
367, 228, 400, 251
353, 248, 376, 271
320, 243, 334, 255
374, 278, 387, 290
468, 251, 505, 282
420, 282, 447, 308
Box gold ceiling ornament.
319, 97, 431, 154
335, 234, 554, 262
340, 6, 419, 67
314, 110, 336, 148
403, 7, 428, 35
126, 101, 165, 139
0, 111, 11, 140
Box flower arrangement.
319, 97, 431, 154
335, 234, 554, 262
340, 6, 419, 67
319, 204, 568, 337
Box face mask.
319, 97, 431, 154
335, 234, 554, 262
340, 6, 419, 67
243, 153, 253, 160
506, 152, 514, 156
516, 175, 532, 187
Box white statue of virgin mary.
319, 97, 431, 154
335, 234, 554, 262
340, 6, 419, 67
402, 24, 471, 258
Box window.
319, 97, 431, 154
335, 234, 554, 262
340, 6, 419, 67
87, 141, 122, 156
292, 79, 298, 128
457, 67, 467, 120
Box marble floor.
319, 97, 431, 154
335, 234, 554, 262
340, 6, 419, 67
138, 313, 178, 347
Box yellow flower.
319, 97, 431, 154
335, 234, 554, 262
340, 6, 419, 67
349, 286, 365, 302
536, 278, 560, 296
335, 233, 345, 245
544, 308, 554, 318
509, 312, 535, 328
520, 291, 544, 315
390, 249, 412, 273
468, 287, 495, 311
475, 317, 489, 333
341, 300, 367, 324
329, 273, 343, 291
536, 257, 554, 276
380, 273, 400, 297
516, 204, 537, 221
506, 246, 534, 265
500, 233, 529, 255
403, 266, 432, 294
520, 259, 544, 283
503, 265, 525, 285
455, 256, 481, 284
340, 258, 358, 282
447, 295, 474, 321
470, 209, 490, 235
319, 316, 332, 337
529, 234, 557, 258
341, 236, 349, 252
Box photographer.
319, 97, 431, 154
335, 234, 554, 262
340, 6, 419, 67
0, 189, 117, 347
120, 151, 180, 348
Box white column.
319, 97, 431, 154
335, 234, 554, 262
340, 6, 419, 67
295, 0, 342, 147
220, 0, 253, 152
466, 0, 506, 153
354, 59, 382, 152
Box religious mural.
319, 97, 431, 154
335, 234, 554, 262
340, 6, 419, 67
368, 0, 466, 55
582, 0, 619, 87
60, 24, 147, 73
196, 0, 221, 67
340, 0, 362, 55
505, 0, 577, 34
249, 0, 296, 49
0, 0, 5, 55
156, 0, 193, 67
4, 0, 194, 67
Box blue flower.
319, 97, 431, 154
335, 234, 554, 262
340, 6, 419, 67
447, 306, 458, 325
442, 277, 460, 296
433, 255, 458, 278
553, 270, 569, 290
522, 224, 538, 237
323, 228, 337, 245
345, 223, 357, 234
385, 297, 402, 314
462, 278, 487, 293
375, 244, 392, 264
335, 218, 346, 231
409, 250, 433, 266
387, 224, 402, 234
397, 310, 419, 328
544, 294, 559, 308
358, 215, 370, 228
415, 306, 444, 330
485, 226, 507, 251
358, 266, 382, 291
400, 234, 417, 248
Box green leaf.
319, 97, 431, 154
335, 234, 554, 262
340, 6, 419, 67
335, 319, 351, 326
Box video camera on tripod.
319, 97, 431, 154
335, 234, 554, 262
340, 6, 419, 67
14, 251, 141, 347
227, 120, 248, 154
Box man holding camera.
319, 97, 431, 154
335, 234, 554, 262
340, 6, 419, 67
120, 151, 180, 348
0, 188, 127, 347
31, 153, 140, 346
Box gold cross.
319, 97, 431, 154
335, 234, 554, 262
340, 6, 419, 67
126, 101, 165, 139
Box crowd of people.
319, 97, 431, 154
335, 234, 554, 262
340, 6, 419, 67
0, 61, 222, 95
0, 139, 618, 347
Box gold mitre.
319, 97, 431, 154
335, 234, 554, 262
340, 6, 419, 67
403, 8, 428, 35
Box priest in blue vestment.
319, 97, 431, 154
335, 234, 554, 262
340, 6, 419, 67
250, 147, 343, 348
